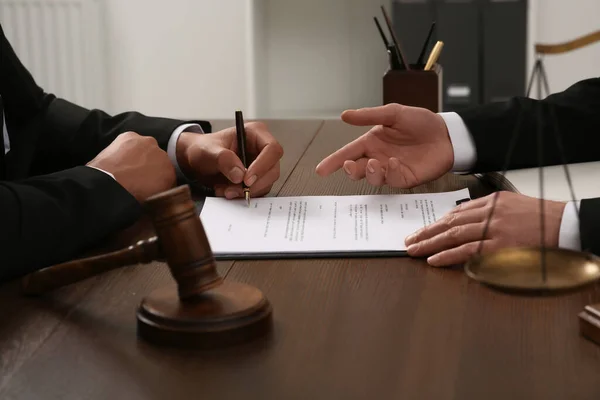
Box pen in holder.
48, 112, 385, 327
383, 63, 443, 113
387, 46, 402, 70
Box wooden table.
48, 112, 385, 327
1, 120, 600, 400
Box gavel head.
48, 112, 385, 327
144, 185, 223, 301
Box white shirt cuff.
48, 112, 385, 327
167, 123, 205, 181
87, 166, 115, 180
558, 200, 582, 251
439, 112, 477, 173
86, 123, 204, 183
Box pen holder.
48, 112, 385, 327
383, 64, 442, 112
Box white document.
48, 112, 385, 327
199, 188, 471, 257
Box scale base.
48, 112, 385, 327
137, 281, 273, 349
465, 247, 600, 293
579, 304, 600, 346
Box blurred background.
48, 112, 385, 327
0, 0, 598, 121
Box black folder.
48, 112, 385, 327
435, 0, 480, 111
482, 0, 527, 103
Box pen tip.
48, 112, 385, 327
245, 191, 250, 207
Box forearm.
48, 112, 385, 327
0, 167, 141, 282
440, 113, 584, 252
30, 96, 193, 175
457, 78, 600, 172
2, 23, 208, 176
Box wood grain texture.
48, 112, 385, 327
580, 303, 600, 347
0, 119, 322, 399
2, 120, 600, 400
223, 120, 600, 399
0, 280, 96, 395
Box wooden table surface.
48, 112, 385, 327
1, 119, 600, 400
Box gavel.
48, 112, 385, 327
21, 185, 272, 348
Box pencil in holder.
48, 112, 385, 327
383, 64, 443, 113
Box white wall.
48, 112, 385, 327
103, 0, 253, 120
256, 0, 390, 118
527, 0, 600, 96
4, 0, 598, 120
101, 0, 391, 120
101, 0, 597, 120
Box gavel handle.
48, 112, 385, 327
21, 236, 162, 296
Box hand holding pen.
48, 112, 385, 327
174, 115, 283, 201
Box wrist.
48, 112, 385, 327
558, 200, 582, 251
86, 165, 116, 181
549, 200, 568, 247
175, 131, 197, 179
438, 112, 477, 173
168, 123, 204, 182
435, 114, 455, 174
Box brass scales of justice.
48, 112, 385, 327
17, 30, 600, 350
465, 29, 600, 345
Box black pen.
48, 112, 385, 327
374, 17, 401, 70
374, 17, 390, 50
417, 21, 436, 68
380, 5, 409, 70
235, 110, 250, 206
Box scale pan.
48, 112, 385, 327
465, 247, 600, 293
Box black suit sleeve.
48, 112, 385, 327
457, 78, 600, 255
29, 98, 194, 175
457, 77, 600, 173
580, 198, 600, 255
0, 167, 142, 281
0, 24, 201, 281
1, 24, 202, 175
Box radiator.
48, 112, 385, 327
0, 0, 107, 109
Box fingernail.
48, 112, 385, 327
343, 164, 352, 175
405, 234, 416, 245
229, 167, 244, 183
367, 164, 375, 174
389, 158, 399, 170
225, 188, 239, 199
246, 175, 257, 186
427, 255, 440, 266
407, 244, 418, 254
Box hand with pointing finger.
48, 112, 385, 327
316, 103, 454, 188
175, 121, 283, 199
